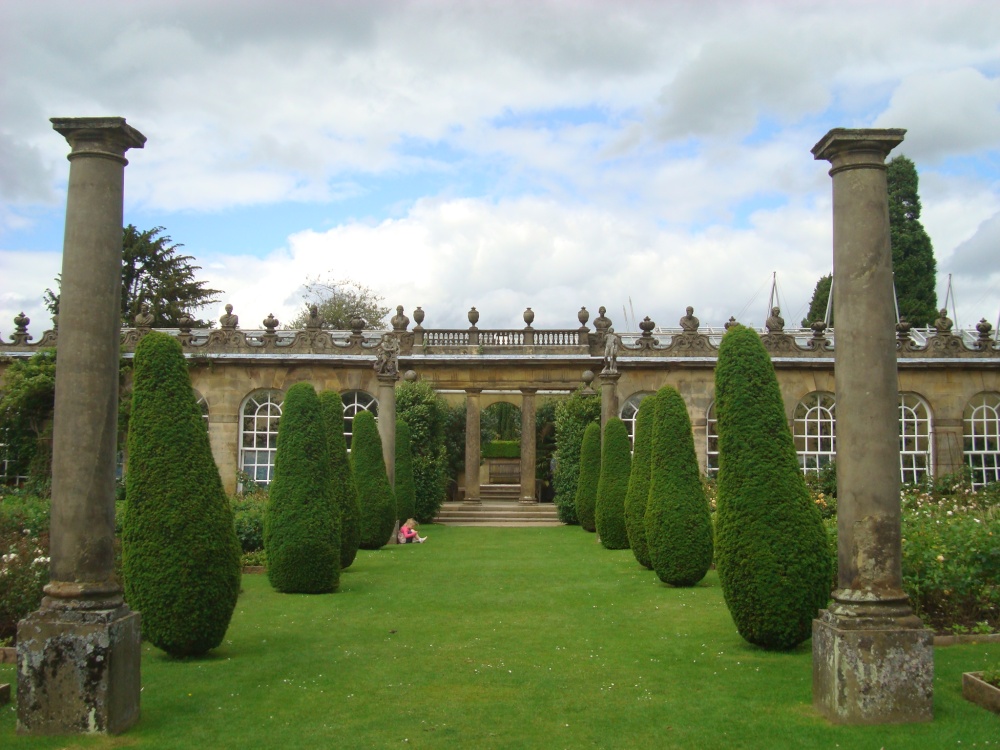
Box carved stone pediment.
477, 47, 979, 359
662, 332, 714, 355
760, 333, 797, 354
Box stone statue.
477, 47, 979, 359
602, 326, 621, 374
766, 306, 785, 334
679, 306, 699, 332
220, 303, 239, 329
134, 302, 154, 328
374, 333, 400, 376
934, 308, 953, 334
305, 304, 322, 330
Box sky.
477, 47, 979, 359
2, 0, 1000, 335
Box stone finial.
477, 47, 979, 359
934, 308, 953, 335
13, 311, 29, 335
403, 369, 418, 382
578, 306, 590, 328
468, 306, 480, 328
391, 305, 410, 331
305, 304, 322, 330
412, 306, 425, 331
896, 317, 912, 341
724, 316, 738, 330
220, 303, 239, 329
765, 306, 784, 334
976, 318, 994, 346
134, 302, 154, 329
262, 314, 279, 334
593, 306, 611, 333
523, 307, 535, 328
350, 313, 366, 335
177, 312, 194, 334
680, 306, 699, 332
581, 369, 596, 393
639, 316, 655, 337
811, 319, 828, 339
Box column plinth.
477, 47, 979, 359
464, 389, 482, 504
810, 127, 933, 725
519, 389, 537, 503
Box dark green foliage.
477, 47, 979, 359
482, 401, 521, 442
232, 489, 268, 552
123, 332, 240, 656
575, 422, 602, 533
442, 399, 466, 501
395, 419, 417, 522
645, 386, 713, 586
265, 382, 340, 593
714, 325, 832, 650
888, 156, 937, 327
319, 391, 361, 570
553, 389, 601, 524
396, 381, 449, 523
481, 440, 520, 459
624, 400, 654, 569
350, 410, 397, 549
801, 274, 833, 327
535, 399, 558, 502
289, 277, 391, 329
595, 417, 631, 549
0, 349, 56, 490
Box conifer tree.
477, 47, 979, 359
801, 274, 833, 327
888, 155, 937, 327
351, 410, 397, 549
624, 399, 654, 569
575, 422, 602, 533
123, 332, 240, 656
644, 386, 713, 587
265, 382, 340, 593
595, 417, 631, 549
714, 325, 831, 649
395, 418, 417, 523
318, 390, 361, 570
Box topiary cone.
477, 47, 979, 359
319, 390, 361, 570
624, 399, 654, 569
351, 410, 397, 549
595, 417, 632, 549
575, 421, 602, 533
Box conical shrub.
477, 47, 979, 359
265, 382, 340, 593
624, 398, 654, 569
319, 390, 361, 570
645, 386, 713, 586
575, 421, 602, 533
395, 418, 417, 522
595, 417, 632, 549
123, 332, 240, 656
714, 325, 832, 649
351, 410, 397, 549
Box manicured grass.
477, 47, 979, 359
2, 525, 997, 748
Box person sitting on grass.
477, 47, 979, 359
400, 518, 427, 544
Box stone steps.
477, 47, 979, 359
479, 484, 522, 502
433, 500, 562, 527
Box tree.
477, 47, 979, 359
553, 389, 601, 524
0, 350, 56, 488
644, 386, 713, 587
801, 274, 833, 327
624, 398, 654, 570
45, 225, 222, 328
122, 332, 240, 655
575, 422, 602, 533
289, 277, 391, 330
714, 325, 831, 650
319, 390, 361, 571
888, 155, 937, 327
395, 381, 450, 523
595, 417, 631, 549
395, 418, 417, 522
351, 410, 397, 549
265, 382, 340, 594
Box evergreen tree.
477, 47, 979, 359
624, 399, 654, 569
553, 388, 601, 524
644, 386, 713, 587
318, 390, 361, 571
123, 332, 240, 656
888, 156, 937, 327
714, 325, 831, 650
395, 418, 417, 522
801, 274, 833, 327
265, 382, 340, 593
351, 410, 397, 549
396, 381, 449, 523
289, 277, 391, 329
595, 417, 631, 549
575, 422, 602, 533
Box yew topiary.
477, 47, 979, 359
265, 382, 340, 593
319, 390, 361, 571
394, 418, 417, 523
351, 410, 397, 549
595, 417, 631, 549
575, 421, 602, 533
714, 325, 832, 650
645, 386, 713, 587
553, 389, 601, 524
624, 399, 654, 569
123, 332, 240, 656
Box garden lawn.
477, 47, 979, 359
2, 525, 997, 749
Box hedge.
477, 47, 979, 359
319, 390, 361, 570
595, 417, 631, 549
624, 399, 654, 569
575, 422, 602, 533
395, 418, 417, 522
351, 410, 397, 549
553, 389, 601, 524
482, 440, 520, 459
396, 381, 449, 523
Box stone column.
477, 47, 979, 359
17, 117, 145, 735
519, 388, 537, 503
599, 372, 621, 436
811, 128, 933, 725
376, 373, 399, 487
464, 389, 482, 504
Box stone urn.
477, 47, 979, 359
523, 307, 534, 328
262, 314, 279, 334
412, 306, 425, 330
177, 312, 194, 334
468, 307, 480, 328
578, 306, 589, 328
639, 316, 656, 337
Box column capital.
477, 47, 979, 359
811, 128, 905, 174
599, 371, 622, 385
465, 387, 483, 395
376, 372, 400, 386
51, 117, 146, 164
520, 387, 538, 395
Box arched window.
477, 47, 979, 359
240, 390, 283, 486
964, 392, 1000, 489
794, 392, 836, 474
706, 402, 719, 478
899, 393, 933, 485
620, 392, 651, 449
342, 390, 378, 451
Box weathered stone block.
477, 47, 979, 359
962, 672, 1000, 715
16, 606, 140, 735
812, 611, 933, 724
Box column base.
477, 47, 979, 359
519, 497, 537, 505
463, 497, 481, 506
812, 607, 933, 724
17, 604, 141, 735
